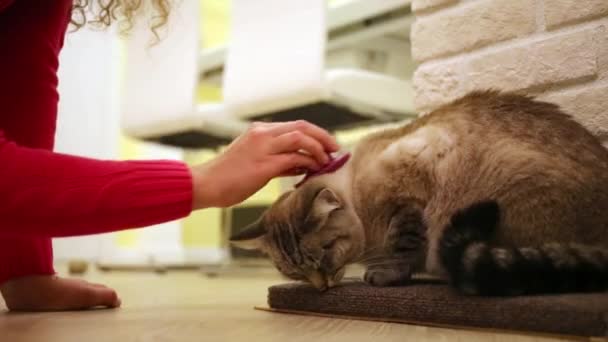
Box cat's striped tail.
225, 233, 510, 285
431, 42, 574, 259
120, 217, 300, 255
439, 201, 608, 296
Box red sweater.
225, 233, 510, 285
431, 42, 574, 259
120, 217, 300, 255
0, 1, 194, 283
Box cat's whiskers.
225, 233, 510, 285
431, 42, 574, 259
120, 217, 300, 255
353, 246, 388, 264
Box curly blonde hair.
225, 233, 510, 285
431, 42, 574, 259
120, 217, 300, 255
71, 0, 171, 39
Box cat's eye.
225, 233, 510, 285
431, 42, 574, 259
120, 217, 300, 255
322, 235, 348, 250
322, 240, 337, 250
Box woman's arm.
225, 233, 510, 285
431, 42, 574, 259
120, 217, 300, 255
0, 0, 14, 12
0, 120, 338, 237
0, 131, 193, 237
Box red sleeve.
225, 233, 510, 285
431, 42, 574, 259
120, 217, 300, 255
0, 0, 14, 12
0, 236, 54, 284
0, 131, 194, 238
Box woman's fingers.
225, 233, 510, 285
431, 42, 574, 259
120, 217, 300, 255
271, 131, 329, 165
263, 120, 339, 153
279, 168, 306, 177
271, 152, 321, 176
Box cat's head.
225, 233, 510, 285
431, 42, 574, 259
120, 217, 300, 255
229, 183, 365, 291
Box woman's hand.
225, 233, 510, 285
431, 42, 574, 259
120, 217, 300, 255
191, 120, 339, 209
1, 275, 120, 311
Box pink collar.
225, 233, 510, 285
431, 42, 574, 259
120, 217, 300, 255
294, 152, 351, 188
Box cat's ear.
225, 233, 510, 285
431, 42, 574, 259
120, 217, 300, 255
307, 188, 342, 227
229, 219, 267, 251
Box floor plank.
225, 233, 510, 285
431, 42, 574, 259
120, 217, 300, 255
0, 266, 588, 342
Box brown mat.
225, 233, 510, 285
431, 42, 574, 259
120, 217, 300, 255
267, 280, 608, 338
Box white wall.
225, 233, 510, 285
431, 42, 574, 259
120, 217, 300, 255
53, 27, 122, 261
53, 25, 189, 265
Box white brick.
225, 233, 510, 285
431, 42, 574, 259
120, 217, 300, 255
544, 0, 608, 29
411, 0, 535, 62
412, 0, 458, 13
413, 61, 465, 110
467, 28, 598, 93
412, 27, 601, 111
541, 83, 608, 139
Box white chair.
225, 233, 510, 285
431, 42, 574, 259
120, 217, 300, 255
120, 0, 247, 148
223, 0, 416, 130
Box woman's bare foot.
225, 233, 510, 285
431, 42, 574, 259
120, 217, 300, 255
0, 275, 121, 312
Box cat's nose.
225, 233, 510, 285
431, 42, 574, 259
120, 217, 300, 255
307, 270, 328, 292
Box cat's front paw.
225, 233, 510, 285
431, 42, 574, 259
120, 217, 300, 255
364, 267, 411, 287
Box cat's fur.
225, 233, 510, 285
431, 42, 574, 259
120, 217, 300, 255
230, 91, 608, 295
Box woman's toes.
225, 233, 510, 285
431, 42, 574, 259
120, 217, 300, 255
69, 282, 120, 310
1, 275, 121, 311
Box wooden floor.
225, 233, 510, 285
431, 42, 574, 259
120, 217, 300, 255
0, 265, 589, 342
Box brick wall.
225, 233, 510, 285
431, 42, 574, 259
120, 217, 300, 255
410, 0, 608, 139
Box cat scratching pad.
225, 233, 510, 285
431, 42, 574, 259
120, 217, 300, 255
265, 280, 608, 338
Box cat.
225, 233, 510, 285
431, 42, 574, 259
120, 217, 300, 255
230, 90, 608, 296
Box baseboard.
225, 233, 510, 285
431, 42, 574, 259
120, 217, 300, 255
96, 247, 229, 270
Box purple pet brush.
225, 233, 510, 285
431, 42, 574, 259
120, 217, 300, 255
294, 152, 351, 188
